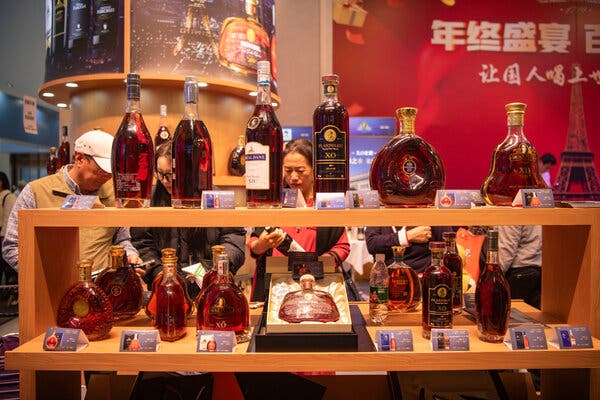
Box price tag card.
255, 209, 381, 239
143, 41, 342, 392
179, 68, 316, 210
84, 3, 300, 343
182, 262, 208, 289
61, 195, 102, 210
550, 326, 593, 349
282, 188, 307, 208
375, 329, 413, 352
201, 191, 235, 209
435, 190, 485, 209
507, 324, 548, 350
120, 330, 160, 352
346, 190, 380, 209
315, 192, 346, 209
43, 327, 89, 351
512, 189, 554, 208
196, 330, 236, 352
430, 329, 470, 351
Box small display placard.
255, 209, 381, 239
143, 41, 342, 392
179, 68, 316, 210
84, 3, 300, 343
196, 330, 237, 352
120, 330, 160, 352
375, 329, 413, 352
512, 189, 554, 208
61, 195, 102, 210
282, 188, 307, 208
550, 326, 594, 349
435, 190, 485, 209
315, 192, 346, 209
43, 327, 89, 351
201, 191, 235, 209
507, 324, 548, 350
430, 329, 470, 351
346, 190, 380, 209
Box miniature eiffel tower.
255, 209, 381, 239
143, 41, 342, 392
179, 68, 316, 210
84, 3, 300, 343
553, 64, 600, 201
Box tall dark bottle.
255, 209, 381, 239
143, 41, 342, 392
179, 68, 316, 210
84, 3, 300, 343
155, 254, 187, 342
88, 0, 119, 65
47, 147, 60, 175
313, 74, 349, 193
154, 104, 171, 149
49, 0, 66, 70
475, 230, 511, 343
112, 73, 154, 208
172, 77, 213, 208
443, 232, 463, 314
245, 60, 282, 208
64, 0, 90, 68
421, 241, 453, 339
58, 126, 70, 166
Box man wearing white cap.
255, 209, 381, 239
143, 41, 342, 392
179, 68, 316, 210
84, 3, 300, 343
2, 129, 142, 272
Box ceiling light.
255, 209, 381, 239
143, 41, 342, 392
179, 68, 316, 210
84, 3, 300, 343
57, 103, 68, 108
249, 91, 258, 97
197, 82, 208, 88
42, 92, 55, 98
65, 82, 78, 88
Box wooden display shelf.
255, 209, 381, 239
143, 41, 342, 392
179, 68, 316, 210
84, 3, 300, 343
7, 207, 600, 399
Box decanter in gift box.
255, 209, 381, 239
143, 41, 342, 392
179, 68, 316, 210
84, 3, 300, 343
278, 274, 340, 323
481, 102, 547, 206
387, 246, 421, 312
155, 254, 187, 341
369, 107, 445, 207
56, 259, 113, 341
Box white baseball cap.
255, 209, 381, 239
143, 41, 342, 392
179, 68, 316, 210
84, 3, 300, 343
74, 130, 114, 174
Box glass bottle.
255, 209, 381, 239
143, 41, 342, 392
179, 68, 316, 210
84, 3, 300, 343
49, 0, 66, 71
313, 74, 349, 194
218, 0, 269, 74
196, 254, 250, 342
47, 146, 60, 175
56, 259, 113, 341
264, 226, 306, 256
278, 274, 340, 323
155, 254, 187, 342
228, 134, 246, 176
154, 104, 171, 149
387, 246, 421, 312
369, 254, 389, 324
200, 245, 230, 296
421, 242, 453, 339
245, 60, 283, 208
57, 126, 70, 166
475, 230, 511, 343
87, 0, 119, 65
481, 102, 547, 206
443, 232, 463, 314
370, 107, 445, 207
112, 73, 154, 208
95, 245, 143, 321
172, 76, 213, 208
64, 0, 89, 69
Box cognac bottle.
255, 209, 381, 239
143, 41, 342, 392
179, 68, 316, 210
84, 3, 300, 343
95, 245, 143, 321
172, 76, 213, 208
387, 246, 421, 312
369, 254, 389, 324
154, 104, 171, 149
228, 134, 246, 176
421, 242, 453, 339
56, 259, 113, 341
475, 230, 511, 343
57, 126, 70, 166
88, 0, 119, 65
443, 232, 463, 314
481, 102, 547, 206
47, 146, 60, 175
369, 107, 445, 207
112, 73, 154, 208
245, 60, 283, 208
313, 74, 349, 194
278, 274, 340, 323
200, 245, 232, 296
64, 0, 89, 68
196, 254, 250, 342
264, 226, 306, 256
155, 254, 187, 342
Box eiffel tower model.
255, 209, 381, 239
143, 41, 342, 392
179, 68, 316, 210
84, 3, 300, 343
553, 64, 600, 201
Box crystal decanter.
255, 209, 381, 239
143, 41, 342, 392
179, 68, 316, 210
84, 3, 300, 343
56, 259, 113, 341
278, 274, 340, 323
155, 254, 187, 341
442, 232, 463, 314
421, 242, 453, 339
387, 246, 421, 312
481, 102, 547, 206
369, 107, 445, 207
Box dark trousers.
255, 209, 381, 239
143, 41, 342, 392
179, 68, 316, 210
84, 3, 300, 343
506, 266, 541, 309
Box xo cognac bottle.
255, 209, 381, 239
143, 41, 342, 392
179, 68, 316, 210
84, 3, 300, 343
64, 0, 89, 68
200, 245, 233, 297
475, 230, 511, 343
155, 254, 187, 342
47, 146, 60, 175
95, 245, 143, 321
56, 259, 113, 341
154, 104, 171, 149
58, 126, 70, 166
228, 134, 246, 176
313, 74, 349, 193
387, 246, 421, 312
278, 274, 340, 323
245, 60, 283, 208
443, 232, 463, 314
369, 254, 389, 324
481, 102, 547, 206
112, 73, 154, 208
421, 242, 453, 339
369, 107, 445, 207
172, 76, 213, 208
88, 0, 119, 65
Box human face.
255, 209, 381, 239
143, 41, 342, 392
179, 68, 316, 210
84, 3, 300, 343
156, 155, 172, 195
76, 154, 112, 193
283, 151, 313, 199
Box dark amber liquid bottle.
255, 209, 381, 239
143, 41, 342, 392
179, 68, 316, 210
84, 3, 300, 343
112, 73, 154, 208
475, 230, 511, 343
228, 134, 246, 176
155, 254, 187, 342
387, 246, 421, 312
481, 102, 547, 206
46, 146, 61, 175
58, 126, 70, 166
443, 232, 463, 314
313, 74, 349, 193
245, 60, 282, 208
370, 107, 445, 207
278, 274, 340, 323
421, 242, 453, 339
154, 104, 171, 149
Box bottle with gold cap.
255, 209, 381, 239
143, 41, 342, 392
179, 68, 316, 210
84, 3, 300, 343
56, 259, 113, 341
200, 245, 228, 293
481, 102, 547, 206
95, 245, 144, 321
369, 107, 445, 207
155, 253, 187, 341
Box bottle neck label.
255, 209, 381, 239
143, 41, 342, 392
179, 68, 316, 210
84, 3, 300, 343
322, 83, 338, 98
245, 141, 270, 189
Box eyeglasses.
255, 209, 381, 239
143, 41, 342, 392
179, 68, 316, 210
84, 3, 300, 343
84, 155, 111, 177
157, 170, 172, 182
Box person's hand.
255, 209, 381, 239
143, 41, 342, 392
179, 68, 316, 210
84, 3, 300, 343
407, 226, 432, 244
251, 229, 286, 255
127, 254, 146, 277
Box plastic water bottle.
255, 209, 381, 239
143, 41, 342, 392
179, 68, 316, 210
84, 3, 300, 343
369, 253, 389, 324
